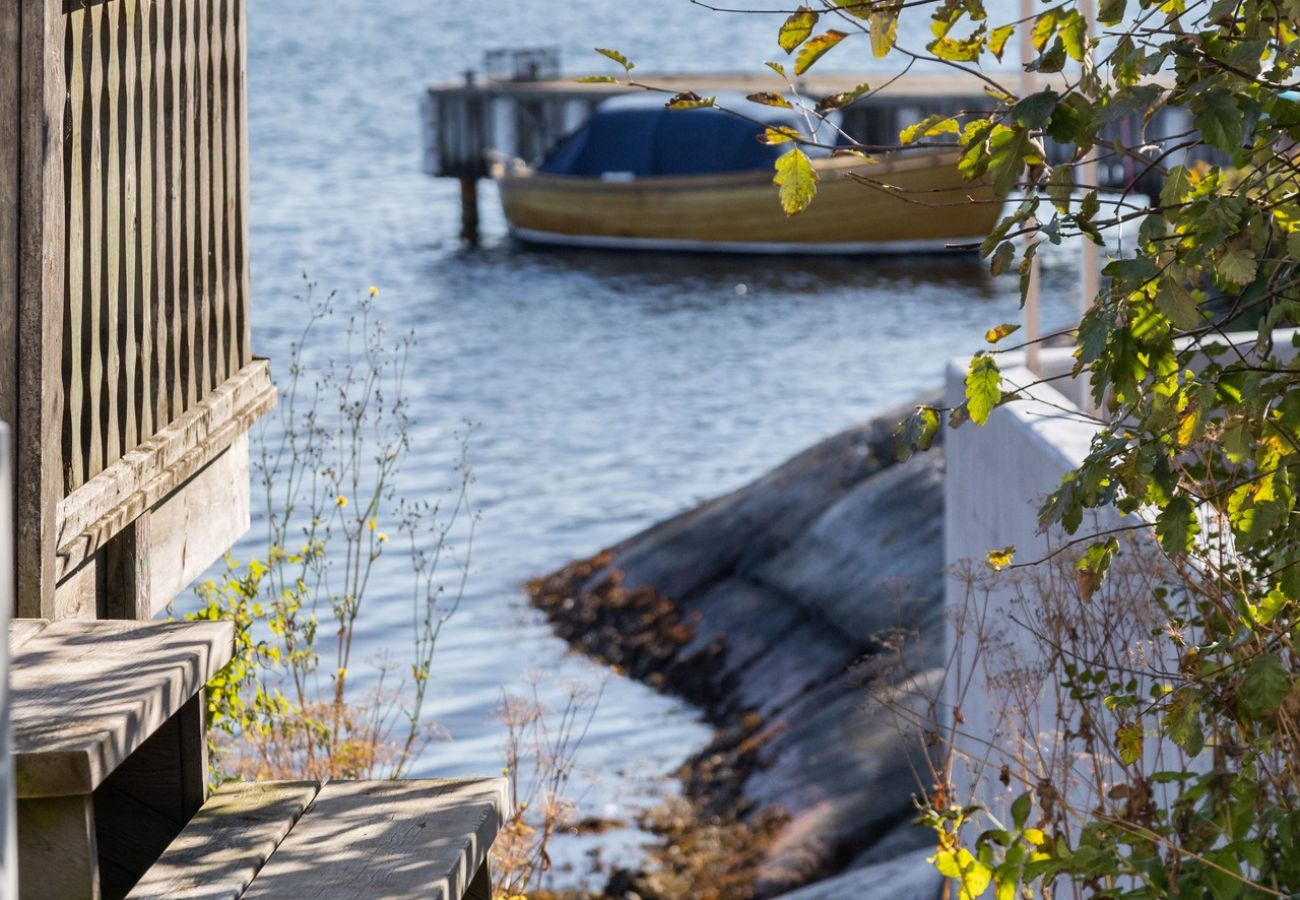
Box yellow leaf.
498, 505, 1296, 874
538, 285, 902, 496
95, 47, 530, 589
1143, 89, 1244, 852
758, 125, 803, 145
869, 11, 898, 57
795, 30, 848, 75
779, 7, 819, 53
987, 546, 1015, 571
985, 322, 1020, 344
773, 148, 818, 216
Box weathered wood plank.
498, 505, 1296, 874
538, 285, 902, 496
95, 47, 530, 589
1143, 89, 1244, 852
241, 778, 510, 900
95, 692, 209, 895
233, 0, 249, 361
103, 510, 150, 619
163, 0, 183, 424
55, 358, 274, 577
16, 0, 69, 618
196, 0, 214, 397
65, 7, 88, 493
135, 0, 155, 442
87, 0, 106, 482
207, 0, 227, 386
178, 0, 197, 412
17, 794, 98, 900
125, 781, 320, 900
220, 0, 239, 375
144, 434, 249, 613
9, 619, 50, 652
10, 618, 235, 797
121, 0, 140, 461
0, 0, 18, 438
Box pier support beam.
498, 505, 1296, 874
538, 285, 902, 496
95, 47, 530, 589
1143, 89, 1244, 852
459, 176, 480, 247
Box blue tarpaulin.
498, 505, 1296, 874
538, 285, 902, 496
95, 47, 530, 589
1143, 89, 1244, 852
538, 96, 791, 177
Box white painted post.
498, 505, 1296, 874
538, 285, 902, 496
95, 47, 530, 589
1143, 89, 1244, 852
1020, 0, 1042, 374
0, 424, 13, 900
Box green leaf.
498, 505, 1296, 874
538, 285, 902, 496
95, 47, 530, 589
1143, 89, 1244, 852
1163, 689, 1204, 756
869, 11, 899, 57
1216, 241, 1258, 288
1011, 791, 1032, 830
1155, 279, 1202, 330
1031, 11, 1057, 51
1012, 90, 1058, 130
1239, 654, 1288, 719
773, 148, 818, 215
1155, 494, 1199, 555
765, 60, 788, 78
1159, 165, 1191, 207
1098, 0, 1126, 25
795, 30, 848, 74
987, 126, 1029, 197
779, 7, 819, 53
1193, 89, 1245, 155
1058, 10, 1088, 61
595, 48, 634, 72
576, 75, 619, 84
747, 91, 793, 109
966, 354, 1002, 424
895, 406, 941, 461
989, 241, 1016, 276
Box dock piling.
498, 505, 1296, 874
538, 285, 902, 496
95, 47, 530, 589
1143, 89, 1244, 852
459, 176, 480, 247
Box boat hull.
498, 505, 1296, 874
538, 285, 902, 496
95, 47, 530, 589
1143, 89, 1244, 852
496, 150, 1003, 255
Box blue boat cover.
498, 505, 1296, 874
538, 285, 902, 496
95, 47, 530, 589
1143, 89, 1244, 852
538, 97, 788, 177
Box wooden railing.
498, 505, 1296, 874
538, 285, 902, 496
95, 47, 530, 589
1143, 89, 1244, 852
63, 0, 250, 492
2, 0, 274, 620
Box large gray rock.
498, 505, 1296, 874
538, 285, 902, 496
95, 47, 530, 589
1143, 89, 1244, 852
529, 395, 947, 896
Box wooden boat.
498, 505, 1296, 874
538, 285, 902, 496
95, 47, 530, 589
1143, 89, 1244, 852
494, 96, 1003, 255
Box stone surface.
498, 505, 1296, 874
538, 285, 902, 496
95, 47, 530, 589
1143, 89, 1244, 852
771, 848, 943, 900
529, 395, 947, 896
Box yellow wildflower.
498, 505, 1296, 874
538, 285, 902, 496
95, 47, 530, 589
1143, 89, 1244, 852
335, 495, 348, 508
369, 285, 379, 297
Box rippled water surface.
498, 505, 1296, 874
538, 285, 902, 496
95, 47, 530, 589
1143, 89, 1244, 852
224, 0, 1083, 885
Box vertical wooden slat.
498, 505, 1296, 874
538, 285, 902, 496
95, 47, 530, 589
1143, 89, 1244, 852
207, 0, 226, 387
149, 0, 168, 433
220, 0, 238, 376
86, 1, 104, 483
103, 0, 123, 471
16, 0, 68, 618
63, 9, 84, 494
165, 0, 183, 421
178, 0, 197, 412
234, 0, 249, 363
135, 0, 154, 442
121, 0, 140, 457
193, 0, 211, 400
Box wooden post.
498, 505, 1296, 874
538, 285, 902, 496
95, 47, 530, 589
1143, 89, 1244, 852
103, 512, 151, 620
15, 0, 67, 619
460, 175, 480, 247
0, 426, 15, 900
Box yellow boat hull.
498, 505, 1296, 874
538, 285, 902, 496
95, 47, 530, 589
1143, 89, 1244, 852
496, 150, 1003, 254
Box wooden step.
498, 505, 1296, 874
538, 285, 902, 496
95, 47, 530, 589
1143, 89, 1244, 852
129, 777, 509, 900
126, 781, 318, 900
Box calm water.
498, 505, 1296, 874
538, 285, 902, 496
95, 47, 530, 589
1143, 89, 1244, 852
225, 0, 1082, 886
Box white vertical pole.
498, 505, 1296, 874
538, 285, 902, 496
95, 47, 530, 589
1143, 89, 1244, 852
1021, 0, 1041, 374
0, 425, 13, 900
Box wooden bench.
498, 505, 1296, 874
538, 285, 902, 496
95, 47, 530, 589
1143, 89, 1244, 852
10, 618, 234, 900
127, 778, 508, 900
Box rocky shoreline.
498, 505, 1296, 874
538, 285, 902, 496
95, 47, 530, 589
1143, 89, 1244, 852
527, 397, 949, 899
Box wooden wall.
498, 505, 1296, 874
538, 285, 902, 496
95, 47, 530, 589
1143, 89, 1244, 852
2, 0, 272, 620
